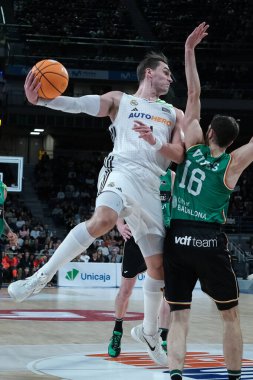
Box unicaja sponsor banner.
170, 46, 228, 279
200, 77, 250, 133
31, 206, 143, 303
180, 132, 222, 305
116, 264, 146, 288
58, 263, 117, 287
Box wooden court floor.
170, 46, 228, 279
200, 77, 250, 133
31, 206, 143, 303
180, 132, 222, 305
0, 286, 253, 380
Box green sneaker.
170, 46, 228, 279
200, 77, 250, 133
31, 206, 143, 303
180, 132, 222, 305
161, 340, 167, 354
108, 331, 122, 357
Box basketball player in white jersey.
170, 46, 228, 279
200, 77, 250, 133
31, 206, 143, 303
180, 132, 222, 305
8, 52, 184, 366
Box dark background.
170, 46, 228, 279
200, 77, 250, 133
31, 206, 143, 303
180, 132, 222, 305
0, 0, 252, 159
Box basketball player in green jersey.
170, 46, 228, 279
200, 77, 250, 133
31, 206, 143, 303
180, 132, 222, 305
108, 169, 174, 358
132, 22, 250, 379
163, 22, 250, 380
0, 182, 18, 245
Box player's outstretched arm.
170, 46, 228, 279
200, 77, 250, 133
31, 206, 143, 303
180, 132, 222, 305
184, 22, 209, 149
24, 71, 122, 120
226, 137, 253, 189
184, 22, 209, 123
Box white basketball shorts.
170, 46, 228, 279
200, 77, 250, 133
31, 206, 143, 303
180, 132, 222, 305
96, 166, 165, 256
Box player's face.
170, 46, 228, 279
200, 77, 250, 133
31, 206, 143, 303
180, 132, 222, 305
150, 62, 173, 95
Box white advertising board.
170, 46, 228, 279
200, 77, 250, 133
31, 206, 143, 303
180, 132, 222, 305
58, 263, 146, 288
58, 263, 117, 287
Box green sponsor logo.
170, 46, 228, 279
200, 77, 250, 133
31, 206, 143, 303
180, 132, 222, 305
65, 268, 79, 281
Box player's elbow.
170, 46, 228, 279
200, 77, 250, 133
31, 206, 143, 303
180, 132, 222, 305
173, 145, 185, 164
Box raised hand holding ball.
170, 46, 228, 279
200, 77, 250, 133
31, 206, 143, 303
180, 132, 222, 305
31, 59, 69, 100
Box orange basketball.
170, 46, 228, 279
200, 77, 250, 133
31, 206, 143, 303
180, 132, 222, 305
31, 59, 69, 99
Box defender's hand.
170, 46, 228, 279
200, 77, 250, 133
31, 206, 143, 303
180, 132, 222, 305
185, 22, 209, 50
117, 223, 132, 241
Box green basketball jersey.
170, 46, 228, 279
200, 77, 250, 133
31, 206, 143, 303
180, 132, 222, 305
0, 182, 6, 235
160, 169, 172, 227
171, 144, 233, 224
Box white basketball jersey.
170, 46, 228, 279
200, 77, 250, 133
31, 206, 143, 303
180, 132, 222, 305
105, 93, 176, 177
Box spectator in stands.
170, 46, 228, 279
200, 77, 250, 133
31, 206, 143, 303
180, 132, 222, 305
30, 237, 40, 253
30, 226, 40, 240
47, 242, 57, 256
8, 253, 19, 282
96, 247, 107, 262
51, 204, 64, 224
56, 187, 65, 200
18, 251, 33, 279
38, 255, 49, 268
16, 216, 26, 229
99, 240, 110, 259
19, 224, 30, 239
89, 250, 103, 263
79, 252, 90, 263
22, 237, 35, 252
2, 251, 12, 282
93, 238, 103, 248
17, 233, 24, 248
40, 244, 50, 256
108, 247, 122, 263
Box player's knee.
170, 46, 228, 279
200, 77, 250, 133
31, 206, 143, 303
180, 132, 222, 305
145, 255, 163, 272
119, 278, 136, 299
219, 305, 239, 322
88, 207, 118, 234
118, 286, 133, 300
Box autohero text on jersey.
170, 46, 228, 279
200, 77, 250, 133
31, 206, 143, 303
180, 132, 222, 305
128, 112, 173, 126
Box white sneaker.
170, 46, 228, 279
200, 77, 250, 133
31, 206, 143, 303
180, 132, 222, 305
131, 324, 168, 366
8, 271, 50, 302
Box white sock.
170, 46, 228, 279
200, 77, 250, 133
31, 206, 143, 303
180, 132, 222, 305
143, 273, 164, 336
40, 222, 95, 277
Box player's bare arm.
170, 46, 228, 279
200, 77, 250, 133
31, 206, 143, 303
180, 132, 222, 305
184, 22, 209, 124
133, 108, 185, 164
159, 120, 185, 164
183, 22, 209, 149
159, 107, 185, 162
225, 137, 253, 189
184, 119, 204, 151
98, 91, 123, 120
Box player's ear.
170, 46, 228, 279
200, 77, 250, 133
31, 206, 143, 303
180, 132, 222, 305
207, 126, 213, 139
146, 68, 152, 79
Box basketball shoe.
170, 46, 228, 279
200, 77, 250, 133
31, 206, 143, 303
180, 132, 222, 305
131, 324, 168, 366
108, 331, 123, 357
8, 271, 50, 302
